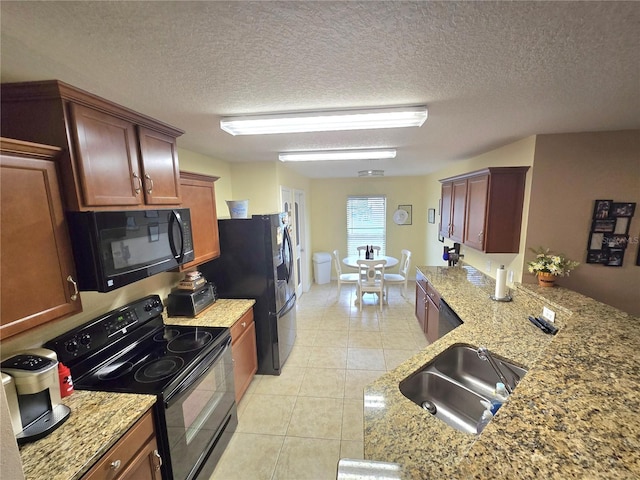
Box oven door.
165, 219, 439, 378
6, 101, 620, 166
162, 336, 236, 480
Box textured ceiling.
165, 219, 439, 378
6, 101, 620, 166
1, 1, 639, 178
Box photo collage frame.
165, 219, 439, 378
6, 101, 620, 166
587, 199, 636, 267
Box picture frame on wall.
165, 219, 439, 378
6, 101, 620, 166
604, 234, 629, 249
591, 219, 616, 233
593, 199, 613, 219
611, 202, 636, 217
428, 208, 435, 224
606, 249, 625, 267
398, 205, 412, 225
588, 232, 604, 250
614, 217, 631, 235
587, 250, 608, 264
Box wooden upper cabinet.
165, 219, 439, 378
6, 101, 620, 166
463, 174, 489, 250
179, 172, 220, 270
0, 80, 184, 211
70, 103, 142, 206
450, 179, 468, 243
1, 138, 82, 340
138, 127, 181, 205
439, 182, 452, 239
439, 167, 529, 254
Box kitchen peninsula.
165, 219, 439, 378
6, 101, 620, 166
365, 265, 639, 479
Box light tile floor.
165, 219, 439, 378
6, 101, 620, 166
210, 280, 424, 480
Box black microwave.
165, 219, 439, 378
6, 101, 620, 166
67, 208, 194, 292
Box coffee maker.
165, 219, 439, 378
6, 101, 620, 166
1, 348, 70, 445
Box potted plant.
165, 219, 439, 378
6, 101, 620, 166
527, 247, 580, 287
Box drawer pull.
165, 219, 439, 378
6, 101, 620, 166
241, 322, 246, 328
110, 459, 122, 470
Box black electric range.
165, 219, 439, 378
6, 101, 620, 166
44, 295, 237, 480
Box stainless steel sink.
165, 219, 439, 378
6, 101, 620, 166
399, 344, 528, 434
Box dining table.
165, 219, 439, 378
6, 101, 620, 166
342, 255, 399, 270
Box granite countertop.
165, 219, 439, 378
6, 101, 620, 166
364, 265, 639, 479
164, 298, 255, 328
20, 391, 156, 480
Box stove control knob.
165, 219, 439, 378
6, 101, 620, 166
144, 303, 153, 312
79, 334, 91, 346
65, 339, 79, 353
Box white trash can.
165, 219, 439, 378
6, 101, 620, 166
312, 252, 332, 284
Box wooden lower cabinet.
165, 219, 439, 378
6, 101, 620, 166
414, 270, 441, 343
1, 138, 82, 340
229, 309, 258, 403
82, 409, 162, 480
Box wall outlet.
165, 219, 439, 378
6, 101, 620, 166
542, 306, 556, 322
485, 260, 492, 273
508, 270, 514, 284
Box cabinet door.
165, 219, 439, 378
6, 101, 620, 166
415, 282, 427, 336
450, 179, 467, 243
118, 439, 162, 480
138, 127, 181, 205
82, 410, 160, 480
439, 182, 452, 238
179, 173, 220, 270
464, 174, 489, 250
230, 310, 258, 403
1, 142, 82, 340
70, 103, 143, 207
425, 295, 440, 344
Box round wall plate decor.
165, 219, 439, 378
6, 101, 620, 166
393, 209, 409, 225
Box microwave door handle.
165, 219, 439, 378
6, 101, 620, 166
169, 210, 185, 262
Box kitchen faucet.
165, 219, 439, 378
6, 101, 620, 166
477, 347, 514, 395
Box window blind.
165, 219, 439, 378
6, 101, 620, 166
346, 195, 386, 256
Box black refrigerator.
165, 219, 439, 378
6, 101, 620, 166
200, 213, 297, 375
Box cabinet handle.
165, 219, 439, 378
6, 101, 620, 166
153, 449, 163, 471
110, 459, 122, 470
132, 172, 142, 194
241, 322, 246, 328
67, 275, 79, 301
478, 230, 483, 239
144, 173, 154, 194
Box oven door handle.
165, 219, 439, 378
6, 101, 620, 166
164, 335, 231, 407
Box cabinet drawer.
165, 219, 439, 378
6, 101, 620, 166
83, 410, 155, 480
230, 309, 254, 344
425, 282, 441, 307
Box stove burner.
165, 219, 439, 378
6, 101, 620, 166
134, 356, 185, 383
97, 361, 134, 380
154, 328, 181, 342
168, 331, 213, 353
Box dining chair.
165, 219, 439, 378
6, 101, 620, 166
384, 249, 412, 298
357, 245, 381, 257
333, 250, 359, 295
356, 259, 387, 311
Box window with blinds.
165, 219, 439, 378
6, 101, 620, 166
346, 195, 386, 256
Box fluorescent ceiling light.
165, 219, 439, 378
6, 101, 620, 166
220, 105, 427, 135
279, 148, 396, 162
358, 170, 385, 177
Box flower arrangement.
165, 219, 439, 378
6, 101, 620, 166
527, 247, 580, 277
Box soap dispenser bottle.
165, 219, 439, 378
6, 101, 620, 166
476, 400, 494, 434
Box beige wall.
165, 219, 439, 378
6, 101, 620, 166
422, 137, 537, 284
310, 175, 428, 278
526, 130, 640, 315
177, 147, 233, 217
